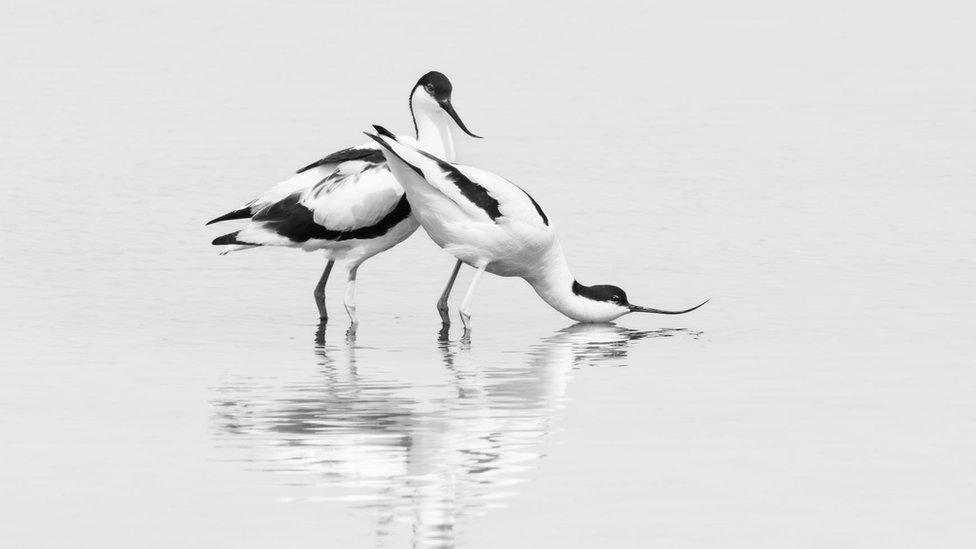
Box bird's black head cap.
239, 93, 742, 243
572, 281, 629, 306
415, 71, 453, 101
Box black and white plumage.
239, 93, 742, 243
207, 72, 480, 323
209, 156, 411, 250
365, 126, 708, 331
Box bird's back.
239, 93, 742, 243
368, 129, 558, 275
452, 164, 551, 229
211, 140, 418, 253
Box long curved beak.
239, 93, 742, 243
628, 299, 710, 315
439, 98, 482, 138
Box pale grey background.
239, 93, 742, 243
2, 1, 975, 547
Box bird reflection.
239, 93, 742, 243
212, 323, 698, 547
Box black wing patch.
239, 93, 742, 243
515, 185, 549, 226
414, 149, 502, 221
212, 230, 246, 246
206, 205, 254, 225
296, 147, 385, 174
228, 192, 412, 244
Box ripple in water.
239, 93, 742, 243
211, 323, 700, 546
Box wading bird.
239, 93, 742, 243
365, 126, 707, 333
207, 72, 479, 324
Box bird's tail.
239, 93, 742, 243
211, 230, 261, 254
206, 206, 253, 225
212, 230, 245, 246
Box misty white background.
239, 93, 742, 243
2, 1, 974, 547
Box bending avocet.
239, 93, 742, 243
207, 72, 479, 324
365, 126, 707, 332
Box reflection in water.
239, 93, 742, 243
213, 324, 699, 546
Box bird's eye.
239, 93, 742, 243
425, 84, 435, 93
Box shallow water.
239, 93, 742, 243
2, 1, 975, 547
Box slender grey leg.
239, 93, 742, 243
459, 264, 486, 339
313, 260, 335, 321
344, 264, 360, 325
436, 260, 463, 326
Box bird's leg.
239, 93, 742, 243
314, 320, 327, 346
313, 260, 335, 321
344, 264, 360, 326
459, 264, 486, 337
436, 260, 463, 326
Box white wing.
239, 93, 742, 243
300, 163, 403, 231
211, 139, 412, 248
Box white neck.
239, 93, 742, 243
524, 241, 629, 323
410, 92, 456, 161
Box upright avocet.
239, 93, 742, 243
207, 72, 479, 324
365, 126, 707, 332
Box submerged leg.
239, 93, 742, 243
344, 264, 360, 325
313, 260, 335, 321
436, 260, 463, 326
459, 264, 487, 336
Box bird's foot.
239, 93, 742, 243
437, 301, 450, 325
344, 304, 358, 325
314, 320, 327, 346
459, 310, 472, 342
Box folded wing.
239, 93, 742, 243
207, 141, 385, 225
211, 143, 411, 249
367, 126, 549, 228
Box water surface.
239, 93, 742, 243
2, 1, 975, 547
